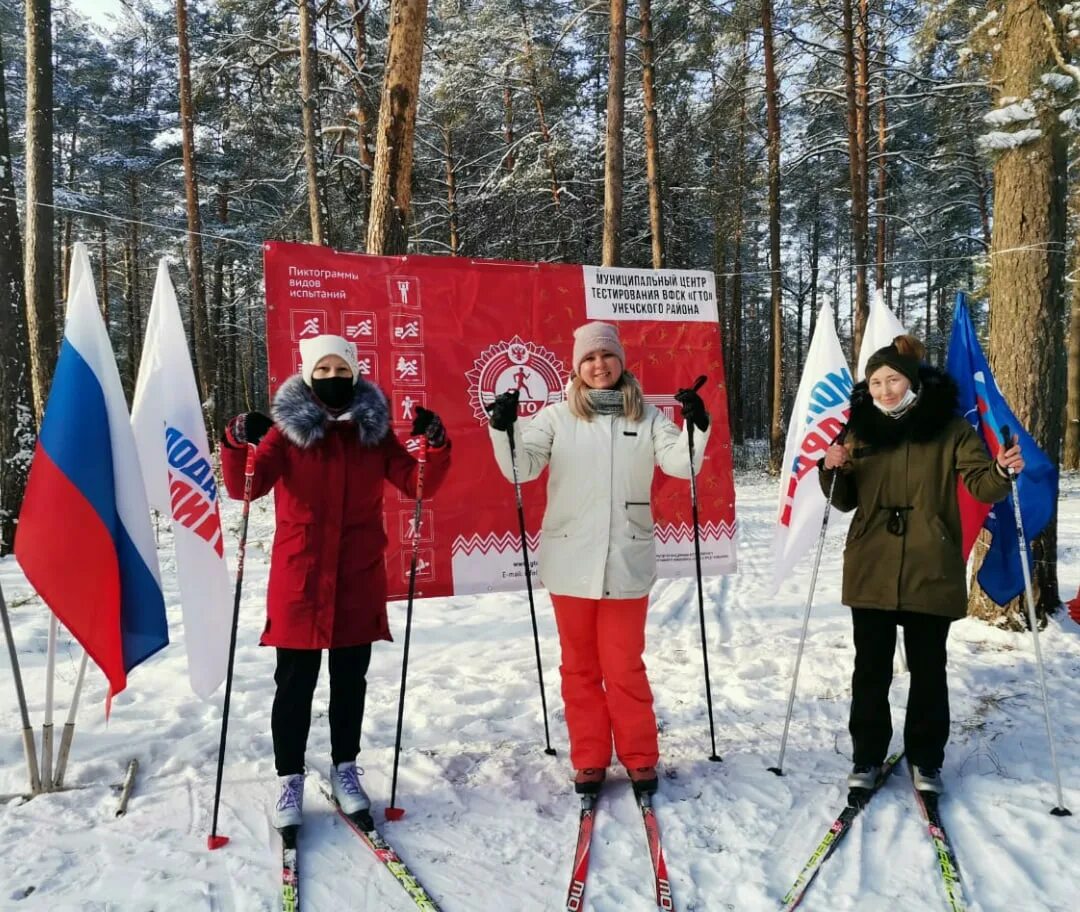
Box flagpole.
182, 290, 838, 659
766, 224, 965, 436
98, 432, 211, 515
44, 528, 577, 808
1000, 425, 1071, 817
41, 614, 58, 791
0, 580, 41, 795
53, 649, 89, 789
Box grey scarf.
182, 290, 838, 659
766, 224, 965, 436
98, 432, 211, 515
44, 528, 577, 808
587, 389, 624, 415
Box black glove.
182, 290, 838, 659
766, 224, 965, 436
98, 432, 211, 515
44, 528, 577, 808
228, 411, 273, 447
673, 387, 709, 432
486, 390, 520, 432
411, 407, 447, 448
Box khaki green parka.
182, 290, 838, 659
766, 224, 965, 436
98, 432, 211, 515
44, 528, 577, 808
819, 366, 1010, 618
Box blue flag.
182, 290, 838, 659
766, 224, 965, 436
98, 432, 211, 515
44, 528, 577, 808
945, 292, 1057, 605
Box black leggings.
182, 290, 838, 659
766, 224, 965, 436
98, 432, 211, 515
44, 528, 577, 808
850, 608, 952, 770
272, 645, 372, 776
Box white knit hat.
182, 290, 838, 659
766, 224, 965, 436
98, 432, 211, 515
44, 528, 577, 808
572, 321, 625, 375
299, 334, 361, 386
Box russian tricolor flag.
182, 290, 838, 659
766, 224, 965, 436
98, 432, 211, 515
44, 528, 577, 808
16, 243, 167, 698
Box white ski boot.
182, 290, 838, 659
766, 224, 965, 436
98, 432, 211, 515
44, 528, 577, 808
330, 762, 371, 815
273, 773, 305, 829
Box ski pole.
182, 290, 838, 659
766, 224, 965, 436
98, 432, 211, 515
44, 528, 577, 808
506, 421, 557, 758
208, 442, 257, 850
999, 425, 1071, 817
53, 649, 89, 788
0, 580, 41, 795
387, 437, 429, 821
769, 425, 848, 776
683, 375, 721, 763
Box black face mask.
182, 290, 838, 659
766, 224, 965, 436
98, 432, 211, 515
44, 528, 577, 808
311, 376, 355, 410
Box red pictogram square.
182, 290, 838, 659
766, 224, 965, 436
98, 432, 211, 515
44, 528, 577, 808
356, 351, 379, 382
391, 352, 425, 386
398, 510, 434, 544
342, 311, 377, 344
290, 309, 327, 341
392, 390, 428, 426
402, 548, 435, 582
388, 276, 421, 310
391, 313, 424, 347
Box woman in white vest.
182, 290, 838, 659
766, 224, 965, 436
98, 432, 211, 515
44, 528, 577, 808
487, 321, 710, 796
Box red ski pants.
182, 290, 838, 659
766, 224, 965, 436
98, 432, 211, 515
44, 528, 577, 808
550, 594, 658, 770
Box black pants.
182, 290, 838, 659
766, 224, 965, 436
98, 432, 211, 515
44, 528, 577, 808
850, 608, 953, 770
272, 645, 372, 776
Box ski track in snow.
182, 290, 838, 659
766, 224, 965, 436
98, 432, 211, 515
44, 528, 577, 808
2, 473, 1079, 911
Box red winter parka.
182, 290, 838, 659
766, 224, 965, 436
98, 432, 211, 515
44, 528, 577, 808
221, 376, 450, 649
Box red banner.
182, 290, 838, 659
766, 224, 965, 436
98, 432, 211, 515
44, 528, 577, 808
263, 241, 736, 599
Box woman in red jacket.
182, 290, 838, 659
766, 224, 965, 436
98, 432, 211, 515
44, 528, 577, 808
221, 334, 451, 828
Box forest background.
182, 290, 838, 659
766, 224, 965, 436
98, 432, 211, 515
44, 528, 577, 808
1, 0, 1078, 626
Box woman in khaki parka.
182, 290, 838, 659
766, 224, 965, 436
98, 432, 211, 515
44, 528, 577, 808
820, 335, 1024, 794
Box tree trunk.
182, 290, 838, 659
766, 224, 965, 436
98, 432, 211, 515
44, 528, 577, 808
98, 224, 109, 323
521, 12, 563, 233
729, 46, 748, 445
640, 0, 664, 269
843, 0, 870, 364
443, 122, 459, 256
503, 65, 515, 173
796, 256, 805, 370
366, 0, 429, 256
970, 0, 1068, 624
176, 0, 215, 411
349, 0, 375, 220
60, 112, 79, 302
299, 0, 327, 244
1066, 216, 1080, 468
897, 257, 907, 322
602, 0, 627, 266
212, 184, 229, 410
24, 0, 57, 423
0, 30, 34, 555
925, 258, 932, 346
808, 214, 821, 358
762, 0, 783, 473
124, 175, 141, 374
874, 26, 887, 294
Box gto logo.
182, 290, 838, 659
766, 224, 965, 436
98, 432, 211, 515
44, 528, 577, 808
466, 335, 567, 423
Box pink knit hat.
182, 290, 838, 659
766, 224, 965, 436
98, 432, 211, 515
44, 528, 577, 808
572, 322, 625, 375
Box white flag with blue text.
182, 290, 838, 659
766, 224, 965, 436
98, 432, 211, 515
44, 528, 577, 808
771, 303, 853, 593
131, 260, 231, 699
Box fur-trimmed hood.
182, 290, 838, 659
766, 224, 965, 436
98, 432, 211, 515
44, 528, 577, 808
271, 375, 390, 449
847, 364, 958, 451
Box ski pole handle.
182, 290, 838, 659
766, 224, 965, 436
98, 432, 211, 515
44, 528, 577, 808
690, 375, 707, 392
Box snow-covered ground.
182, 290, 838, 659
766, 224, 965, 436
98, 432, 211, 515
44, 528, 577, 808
2, 473, 1078, 911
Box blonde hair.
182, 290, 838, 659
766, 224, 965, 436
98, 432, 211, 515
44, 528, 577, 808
567, 370, 645, 422
892, 334, 927, 361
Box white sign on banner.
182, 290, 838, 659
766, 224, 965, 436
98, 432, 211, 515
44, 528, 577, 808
583, 266, 718, 323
